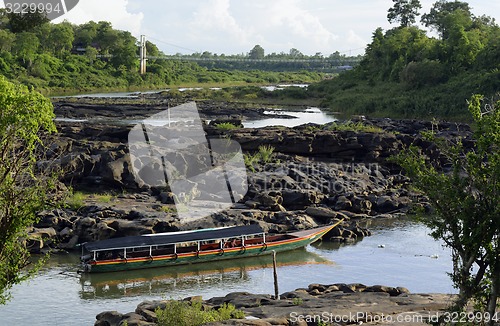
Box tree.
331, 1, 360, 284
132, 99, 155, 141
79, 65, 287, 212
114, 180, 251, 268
394, 95, 499, 323
109, 31, 138, 70
47, 22, 75, 57
74, 21, 98, 47
146, 41, 161, 57
289, 48, 303, 58
249, 45, 264, 59
387, 0, 422, 27
95, 21, 118, 54
7, 11, 49, 33
12, 32, 39, 67
33, 23, 52, 52
84, 46, 98, 65
0, 76, 57, 304
421, 0, 472, 39
0, 29, 15, 52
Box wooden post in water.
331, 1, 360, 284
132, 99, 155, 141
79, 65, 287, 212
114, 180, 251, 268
272, 250, 279, 300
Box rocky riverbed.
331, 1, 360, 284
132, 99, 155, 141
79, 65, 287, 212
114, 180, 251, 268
28, 96, 474, 326
28, 96, 473, 253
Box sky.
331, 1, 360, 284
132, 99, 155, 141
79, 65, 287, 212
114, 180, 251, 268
5, 0, 500, 56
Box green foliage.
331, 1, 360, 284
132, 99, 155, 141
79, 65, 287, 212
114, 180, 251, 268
400, 59, 447, 88
0, 76, 57, 304
12, 32, 39, 66
159, 206, 176, 214
393, 94, 499, 319
243, 153, 259, 172
66, 191, 85, 210
0, 16, 327, 94
90, 193, 114, 203
155, 299, 244, 326
249, 44, 265, 59
309, 3, 499, 120
215, 122, 239, 131
387, 0, 422, 27
243, 145, 277, 172
258, 145, 275, 164
292, 297, 303, 305
47, 23, 74, 58
327, 121, 385, 133
7, 11, 49, 33
66, 191, 115, 210
421, 0, 472, 39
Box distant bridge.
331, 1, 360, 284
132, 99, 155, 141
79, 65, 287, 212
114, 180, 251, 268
147, 56, 362, 65
137, 35, 361, 74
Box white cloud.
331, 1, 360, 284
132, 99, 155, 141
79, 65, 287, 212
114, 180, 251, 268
53, 0, 144, 37
260, 0, 339, 51
189, 0, 248, 46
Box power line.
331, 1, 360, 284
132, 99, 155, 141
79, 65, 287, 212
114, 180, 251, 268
146, 36, 198, 53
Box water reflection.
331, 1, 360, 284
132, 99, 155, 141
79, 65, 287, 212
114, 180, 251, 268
79, 248, 331, 300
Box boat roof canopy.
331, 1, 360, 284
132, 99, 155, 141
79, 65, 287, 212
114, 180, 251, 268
83, 224, 264, 252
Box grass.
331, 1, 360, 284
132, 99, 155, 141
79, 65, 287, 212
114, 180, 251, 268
66, 191, 86, 210
159, 206, 176, 213
244, 153, 259, 172
155, 299, 244, 326
66, 191, 115, 210
244, 145, 277, 171
258, 144, 275, 163
215, 122, 240, 131
327, 121, 385, 133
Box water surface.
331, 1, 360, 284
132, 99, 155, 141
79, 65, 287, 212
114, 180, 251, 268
243, 107, 336, 128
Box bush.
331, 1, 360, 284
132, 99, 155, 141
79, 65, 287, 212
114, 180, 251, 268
155, 300, 244, 326
327, 121, 384, 133
258, 144, 275, 163
215, 122, 239, 131
400, 60, 447, 88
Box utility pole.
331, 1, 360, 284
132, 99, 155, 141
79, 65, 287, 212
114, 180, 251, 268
140, 35, 147, 75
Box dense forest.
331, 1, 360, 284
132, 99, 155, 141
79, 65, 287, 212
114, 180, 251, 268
309, 0, 500, 120
0, 10, 324, 94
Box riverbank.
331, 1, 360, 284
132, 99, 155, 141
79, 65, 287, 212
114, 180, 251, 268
95, 284, 456, 326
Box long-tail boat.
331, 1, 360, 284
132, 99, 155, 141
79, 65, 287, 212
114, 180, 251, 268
79, 248, 332, 299
80, 221, 341, 273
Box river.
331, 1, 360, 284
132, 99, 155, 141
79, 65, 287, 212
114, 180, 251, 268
0, 218, 454, 326
0, 90, 455, 325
